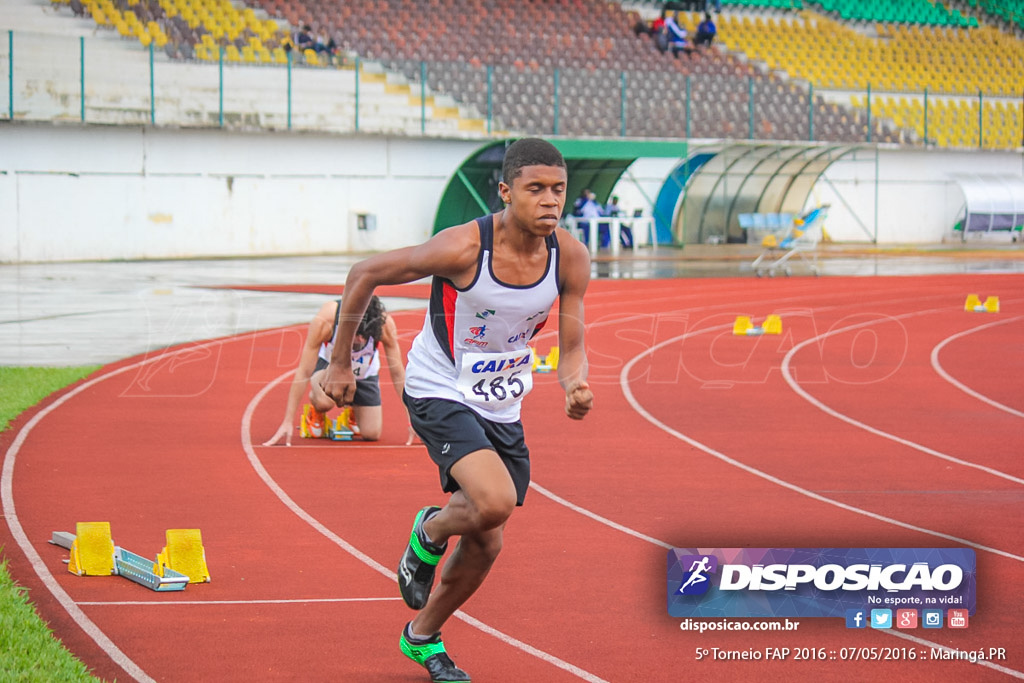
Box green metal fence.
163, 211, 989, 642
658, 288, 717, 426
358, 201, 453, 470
2, 29, 1021, 149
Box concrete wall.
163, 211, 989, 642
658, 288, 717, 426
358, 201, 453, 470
0, 123, 479, 262
2, 123, 1022, 263
812, 147, 1024, 243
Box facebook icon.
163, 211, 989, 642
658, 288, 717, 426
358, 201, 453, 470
846, 609, 867, 629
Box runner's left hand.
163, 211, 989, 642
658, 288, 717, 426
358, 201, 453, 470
565, 380, 593, 420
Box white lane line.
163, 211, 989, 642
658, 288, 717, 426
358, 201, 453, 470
242, 369, 610, 683
1, 337, 267, 683
618, 322, 1024, 563
608, 322, 1024, 680
780, 306, 1024, 486
79, 597, 402, 606
930, 316, 1024, 419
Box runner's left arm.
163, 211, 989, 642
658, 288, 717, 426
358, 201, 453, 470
556, 231, 593, 420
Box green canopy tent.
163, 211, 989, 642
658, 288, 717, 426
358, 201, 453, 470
431, 138, 689, 236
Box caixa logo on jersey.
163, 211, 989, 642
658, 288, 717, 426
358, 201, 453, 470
470, 354, 531, 373
667, 548, 976, 618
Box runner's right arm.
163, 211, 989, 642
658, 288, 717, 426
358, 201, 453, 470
263, 301, 336, 446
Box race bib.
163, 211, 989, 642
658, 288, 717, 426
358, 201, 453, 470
456, 349, 534, 408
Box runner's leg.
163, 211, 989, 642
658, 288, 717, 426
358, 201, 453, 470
411, 449, 516, 635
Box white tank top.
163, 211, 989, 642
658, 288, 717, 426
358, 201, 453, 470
404, 214, 560, 422
317, 300, 381, 379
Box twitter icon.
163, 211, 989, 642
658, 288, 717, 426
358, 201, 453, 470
870, 609, 893, 629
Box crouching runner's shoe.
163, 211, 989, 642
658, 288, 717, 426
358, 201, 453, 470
400, 623, 471, 682
398, 506, 447, 609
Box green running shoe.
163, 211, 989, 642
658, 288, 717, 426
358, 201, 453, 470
398, 506, 447, 609
400, 623, 470, 682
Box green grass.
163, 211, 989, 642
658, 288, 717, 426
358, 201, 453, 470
0, 365, 107, 682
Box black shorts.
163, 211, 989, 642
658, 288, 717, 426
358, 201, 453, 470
403, 393, 530, 506
314, 358, 381, 407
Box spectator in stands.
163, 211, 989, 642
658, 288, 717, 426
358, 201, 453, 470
665, 12, 694, 58
633, 9, 666, 40
315, 30, 338, 64
295, 25, 315, 53
705, 0, 722, 13
695, 12, 717, 48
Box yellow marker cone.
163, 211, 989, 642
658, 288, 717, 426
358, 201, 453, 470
983, 296, 1000, 313
546, 346, 559, 370
68, 522, 115, 576
964, 294, 981, 311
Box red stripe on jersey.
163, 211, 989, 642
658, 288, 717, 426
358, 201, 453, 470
442, 281, 458, 358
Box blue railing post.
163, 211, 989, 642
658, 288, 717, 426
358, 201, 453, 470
748, 75, 754, 139
866, 83, 871, 143
9, 31, 14, 119
218, 45, 224, 127
420, 61, 426, 134
923, 87, 928, 146
808, 82, 814, 142
149, 41, 155, 124
486, 65, 493, 135
80, 36, 85, 122
553, 68, 560, 135
978, 90, 983, 148
620, 71, 627, 137
685, 74, 691, 139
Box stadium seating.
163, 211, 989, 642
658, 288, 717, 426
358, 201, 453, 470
28, 0, 1024, 148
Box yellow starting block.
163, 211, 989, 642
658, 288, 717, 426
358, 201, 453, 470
733, 314, 782, 336
157, 528, 211, 583
965, 294, 999, 313
328, 406, 355, 441
300, 403, 326, 438
55, 524, 191, 591
533, 346, 559, 373
68, 521, 115, 576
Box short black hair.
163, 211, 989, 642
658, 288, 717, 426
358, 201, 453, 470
356, 295, 387, 342
501, 138, 566, 186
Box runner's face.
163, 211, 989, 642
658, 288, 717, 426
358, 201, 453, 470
501, 164, 567, 235
352, 334, 366, 351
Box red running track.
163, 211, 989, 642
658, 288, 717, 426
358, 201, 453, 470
2, 274, 1023, 682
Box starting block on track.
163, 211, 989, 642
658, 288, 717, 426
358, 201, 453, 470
118, 547, 190, 592
53, 523, 205, 591
532, 346, 559, 373
300, 404, 326, 438
964, 294, 999, 313
301, 404, 355, 440
67, 522, 115, 576
328, 406, 355, 441
733, 315, 782, 336
157, 528, 211, 584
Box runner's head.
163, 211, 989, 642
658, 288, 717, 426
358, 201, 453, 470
355, 295, 386, 347
501, 138, 566, 187
499, 138, 567, 233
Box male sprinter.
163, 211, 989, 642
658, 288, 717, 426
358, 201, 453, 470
321, 138, 593, 682
263, 295, 411, 445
